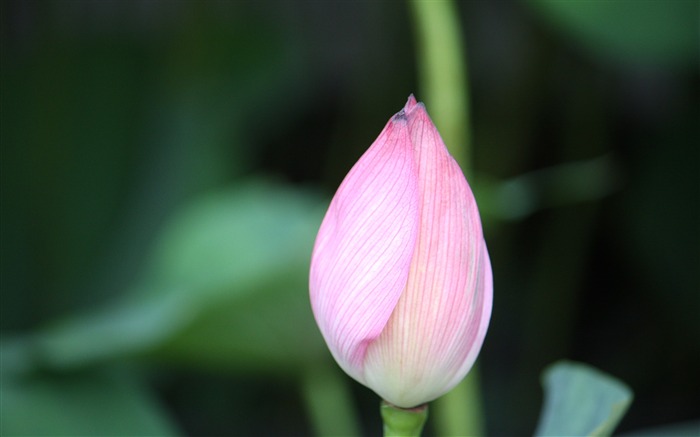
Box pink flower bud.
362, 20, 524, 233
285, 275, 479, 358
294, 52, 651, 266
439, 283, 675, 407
309, 95, 492, 408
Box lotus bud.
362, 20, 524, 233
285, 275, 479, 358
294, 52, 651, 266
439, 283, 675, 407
309, 95, 492, 408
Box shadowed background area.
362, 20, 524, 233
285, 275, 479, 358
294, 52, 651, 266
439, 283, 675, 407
1, 1, 698, 436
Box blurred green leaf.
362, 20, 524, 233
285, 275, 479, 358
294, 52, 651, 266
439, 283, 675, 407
33, 180, 330, 374
148, 181, 321, 300
35, 290, 194, 369
147, 180, 329, 372
534, 360, 633, 437
0, 368, 180, 436
529, 0, 699, 67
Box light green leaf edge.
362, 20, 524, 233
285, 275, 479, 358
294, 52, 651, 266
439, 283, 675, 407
535, 360, 633, 437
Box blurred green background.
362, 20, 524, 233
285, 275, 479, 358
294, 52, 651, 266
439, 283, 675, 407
1, 1, 698, 436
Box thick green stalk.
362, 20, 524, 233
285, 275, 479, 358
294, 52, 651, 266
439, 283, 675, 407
301, 366, 361, 437
381, 401, 428, 437
432, 368, 484, 437
409, 1, 485, 436
410, 0, 471, 175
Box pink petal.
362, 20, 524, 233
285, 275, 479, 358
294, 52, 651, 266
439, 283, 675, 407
309, 106, 420, 382
363, 102, 492, 407
446, 241, 493, 389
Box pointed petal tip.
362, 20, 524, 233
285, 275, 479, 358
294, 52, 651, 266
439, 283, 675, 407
406, 93, 418, 107
404, 95, 431, 123
394, 94, 428, 123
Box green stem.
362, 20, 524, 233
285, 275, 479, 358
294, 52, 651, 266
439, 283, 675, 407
381, 401, 428, 437
409, 0, 472, 175
432, 367, 485, 436
301, 365, 361, 437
